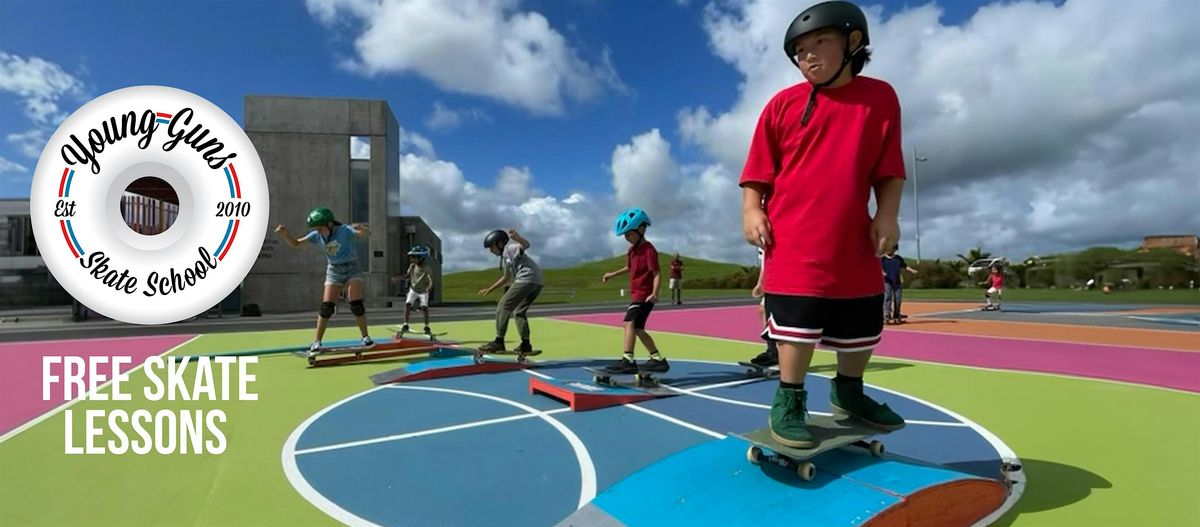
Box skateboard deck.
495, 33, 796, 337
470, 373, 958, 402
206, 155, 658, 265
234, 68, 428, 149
299, 341, 443, 368
737, 361, 780, 378
392, 327, 448, 340
472, 348, 542, 364
292, 342, 376, 359
981, 305, 1002, 311
733, 414, 887, 481
583, 366, 664, 388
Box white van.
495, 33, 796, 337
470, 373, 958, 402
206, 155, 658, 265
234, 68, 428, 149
967, 257, 1007, 276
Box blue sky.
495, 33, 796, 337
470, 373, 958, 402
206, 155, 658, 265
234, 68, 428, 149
1, 0, 1195, 271
0, 0, 986, 199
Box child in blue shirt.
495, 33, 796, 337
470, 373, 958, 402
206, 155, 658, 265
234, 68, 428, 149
275, 206, 373, 355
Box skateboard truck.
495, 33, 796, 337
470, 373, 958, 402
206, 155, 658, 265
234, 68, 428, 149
583, 366, 661, 388
472, 348, 540, 365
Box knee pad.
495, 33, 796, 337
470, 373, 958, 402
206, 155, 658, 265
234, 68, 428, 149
319, 302, 335, 319
350, 299, 365, 316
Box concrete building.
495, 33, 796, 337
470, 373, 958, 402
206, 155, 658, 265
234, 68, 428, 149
242, 95, 441, 312
0, 199, 72, 308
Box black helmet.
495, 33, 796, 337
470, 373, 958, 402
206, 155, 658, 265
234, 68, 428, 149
783, 1, 869, 61
483, 229, 509, 249
783, 1, 871, 126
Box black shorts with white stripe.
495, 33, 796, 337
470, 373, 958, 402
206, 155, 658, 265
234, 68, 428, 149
761, 293, 884, 352
623, 301, 654, 329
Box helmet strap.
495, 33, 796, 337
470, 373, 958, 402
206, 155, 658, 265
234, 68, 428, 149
799, 34, 857, 127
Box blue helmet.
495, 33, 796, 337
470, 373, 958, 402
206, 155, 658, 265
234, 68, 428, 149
407, 244, 430, 258
614, 208, 651, 236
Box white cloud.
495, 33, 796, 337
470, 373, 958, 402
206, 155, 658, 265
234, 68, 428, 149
0, 155, 27, 173
307, 0, 624, 115
396, 143, 614, 271
0, 51, 85, 125
6, 128, 49, 158
349, 136, 371, 159
678, 0, 1200, 261
607, 128, 751, 263
425, 101, 492, 131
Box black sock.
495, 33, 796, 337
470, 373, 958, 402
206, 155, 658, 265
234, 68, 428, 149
835, 374, 862, 384
780, 381, 804, 390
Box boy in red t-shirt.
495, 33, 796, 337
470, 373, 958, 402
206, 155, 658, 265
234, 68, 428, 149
739, 1, 906, 447
602, 208, 670, 374
981, 264, 1005, 311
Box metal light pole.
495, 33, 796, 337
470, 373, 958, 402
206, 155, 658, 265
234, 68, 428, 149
912, 148, 928, 263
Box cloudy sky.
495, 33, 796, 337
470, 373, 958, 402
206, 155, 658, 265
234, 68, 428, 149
2, 0, 1197, 271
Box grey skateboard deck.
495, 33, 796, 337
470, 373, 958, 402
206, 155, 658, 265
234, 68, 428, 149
733, 414, 887, 481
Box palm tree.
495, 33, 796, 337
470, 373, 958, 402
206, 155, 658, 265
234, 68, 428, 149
957, 247, 991, 265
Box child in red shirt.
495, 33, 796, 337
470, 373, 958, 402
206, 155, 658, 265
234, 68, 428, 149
602, 208, 670, 374
740, 1, 906, 447
981, 264, 1005, 310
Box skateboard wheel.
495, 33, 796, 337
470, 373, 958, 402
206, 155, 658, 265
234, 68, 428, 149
869, 440, 884, 457
306, 357, 315, 367
797, 462, 816, 481
746, 368, 756, 376
747, 446, 762, 465
473, 355, 485, 365
593, 374, 609, 385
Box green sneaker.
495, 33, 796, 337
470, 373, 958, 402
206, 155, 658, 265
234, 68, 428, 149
769, 386, 814, 447
830, 378, 906, 431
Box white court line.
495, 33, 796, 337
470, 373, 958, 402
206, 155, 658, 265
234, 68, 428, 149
523, 355, 970, 427
622, 404, 725, 439
911, 307, 989, 318
0, 334, 202, 445
657, 382, 969, 428
283, 384, 597, 511
282, 387, 387, 527
295, 406, 574, 455
681, 377, 764, 392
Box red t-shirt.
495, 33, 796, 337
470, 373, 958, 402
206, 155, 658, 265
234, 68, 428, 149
628, 241, 660, 302
989, 274, 1004, 289
669, 260, 682, 280
739, 76, 906, 298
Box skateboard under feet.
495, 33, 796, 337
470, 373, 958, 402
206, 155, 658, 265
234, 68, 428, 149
734, 414, 889, 481
472, 348, 542, 364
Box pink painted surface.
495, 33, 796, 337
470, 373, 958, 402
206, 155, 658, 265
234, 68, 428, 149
0, 335, 194, 436
556, 306, 1200, 392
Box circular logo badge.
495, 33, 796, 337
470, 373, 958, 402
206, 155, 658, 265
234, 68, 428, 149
29, 86, 268, 325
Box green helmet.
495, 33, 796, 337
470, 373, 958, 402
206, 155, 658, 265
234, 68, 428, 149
306, 207, 335, 227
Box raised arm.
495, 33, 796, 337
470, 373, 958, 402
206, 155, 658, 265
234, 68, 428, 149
274, 225, 308, 248
508, 229, 530, 249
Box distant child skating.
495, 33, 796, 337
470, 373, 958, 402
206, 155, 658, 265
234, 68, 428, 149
981, 263, 1005, 311
392, 244, 435, 335
881, 245, 918, 323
